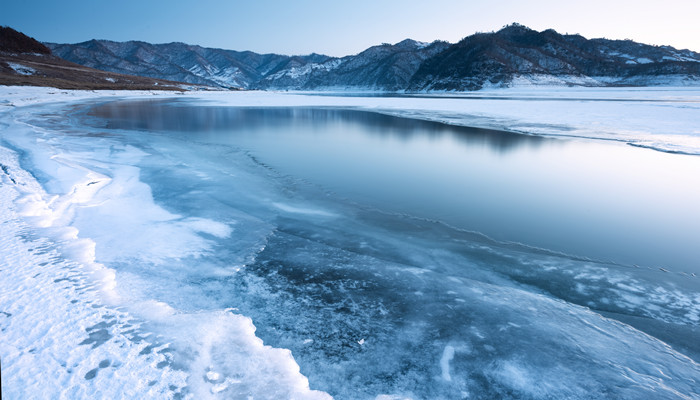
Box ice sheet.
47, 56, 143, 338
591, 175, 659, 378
187, 87, 700, 156
3, 85, 700, 155
2, 86, 700, 399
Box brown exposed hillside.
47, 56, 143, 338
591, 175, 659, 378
0, 26, 51, 54
0, 26, 209, 90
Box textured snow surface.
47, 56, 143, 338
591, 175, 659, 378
1, 86, 700, 399
0, 147, 188, 399
0, 87, 331, 400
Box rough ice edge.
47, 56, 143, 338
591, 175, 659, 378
0, 145, 189, 399
0, 90, 333, 400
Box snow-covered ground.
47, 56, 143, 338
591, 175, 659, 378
1, 86, 700, 399
6, 62, 37, 76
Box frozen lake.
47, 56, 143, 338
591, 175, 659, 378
2, 88, 699, 399
91, 100, 700, 273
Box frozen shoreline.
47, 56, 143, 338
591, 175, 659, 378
0, 88, 332, 399
2, 86, 700, 399
0, 144, 189, 398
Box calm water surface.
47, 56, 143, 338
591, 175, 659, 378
89, 101, 700, 273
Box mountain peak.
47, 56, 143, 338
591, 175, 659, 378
496, 23, 536, 35
395, 39, 428, 49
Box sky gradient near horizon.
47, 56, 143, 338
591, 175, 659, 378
3, 0, 700, 56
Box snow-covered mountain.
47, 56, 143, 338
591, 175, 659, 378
408, 24, 700, 90
48, 40, 330, 89
257, 39, 450, 90
46, 24, 700, 91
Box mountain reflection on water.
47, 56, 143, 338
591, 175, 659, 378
92, 101, 539, 153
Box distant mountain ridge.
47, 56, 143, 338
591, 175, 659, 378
47, 24, 700, 91
48, 39, 331, 89
408, 24, 700, 90
256, 39, 450, 90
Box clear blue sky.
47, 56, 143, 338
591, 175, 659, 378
3, 0, 699, 56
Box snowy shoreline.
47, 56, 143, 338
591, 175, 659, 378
2, 86, 700, 399
0, 87, 332, 399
